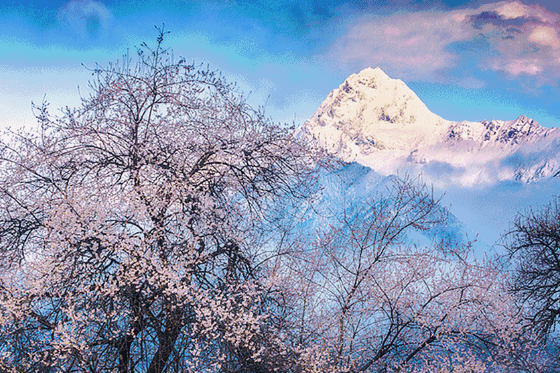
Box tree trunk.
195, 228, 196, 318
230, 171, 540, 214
146, 311, 183, 373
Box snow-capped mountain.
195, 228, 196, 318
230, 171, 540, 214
301, 67, 560, 186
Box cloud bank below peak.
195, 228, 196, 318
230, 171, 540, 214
330, 1, 560, 86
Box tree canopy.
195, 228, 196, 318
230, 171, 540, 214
0, 31, 320, 372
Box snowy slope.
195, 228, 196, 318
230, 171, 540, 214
301, 67, 560, 187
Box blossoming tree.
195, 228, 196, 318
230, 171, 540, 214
0, 31, 318, 373
271, 178, 546, 372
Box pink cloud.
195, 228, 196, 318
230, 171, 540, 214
527, 26, 560, 49
495, 1, 531, 19
384, 26, 403, 37
504, 59, 543, 75
330, 10, 471, 80
330, 1, 560, 86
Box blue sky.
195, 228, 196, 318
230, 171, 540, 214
3, 0, 560, 130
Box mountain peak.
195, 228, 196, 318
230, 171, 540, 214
301, 67, 448, 160
342, 67, 397, 93
301, 68, 560, 186
353, 66, 390, 80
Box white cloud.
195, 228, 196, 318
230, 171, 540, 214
528, 25, 560, 49
504, 59, 543, 75
330, 1, 560, 85
495, 1, 530, 19
58, 0, 112, 37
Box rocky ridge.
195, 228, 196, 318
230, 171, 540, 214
301, 67, 560, 186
